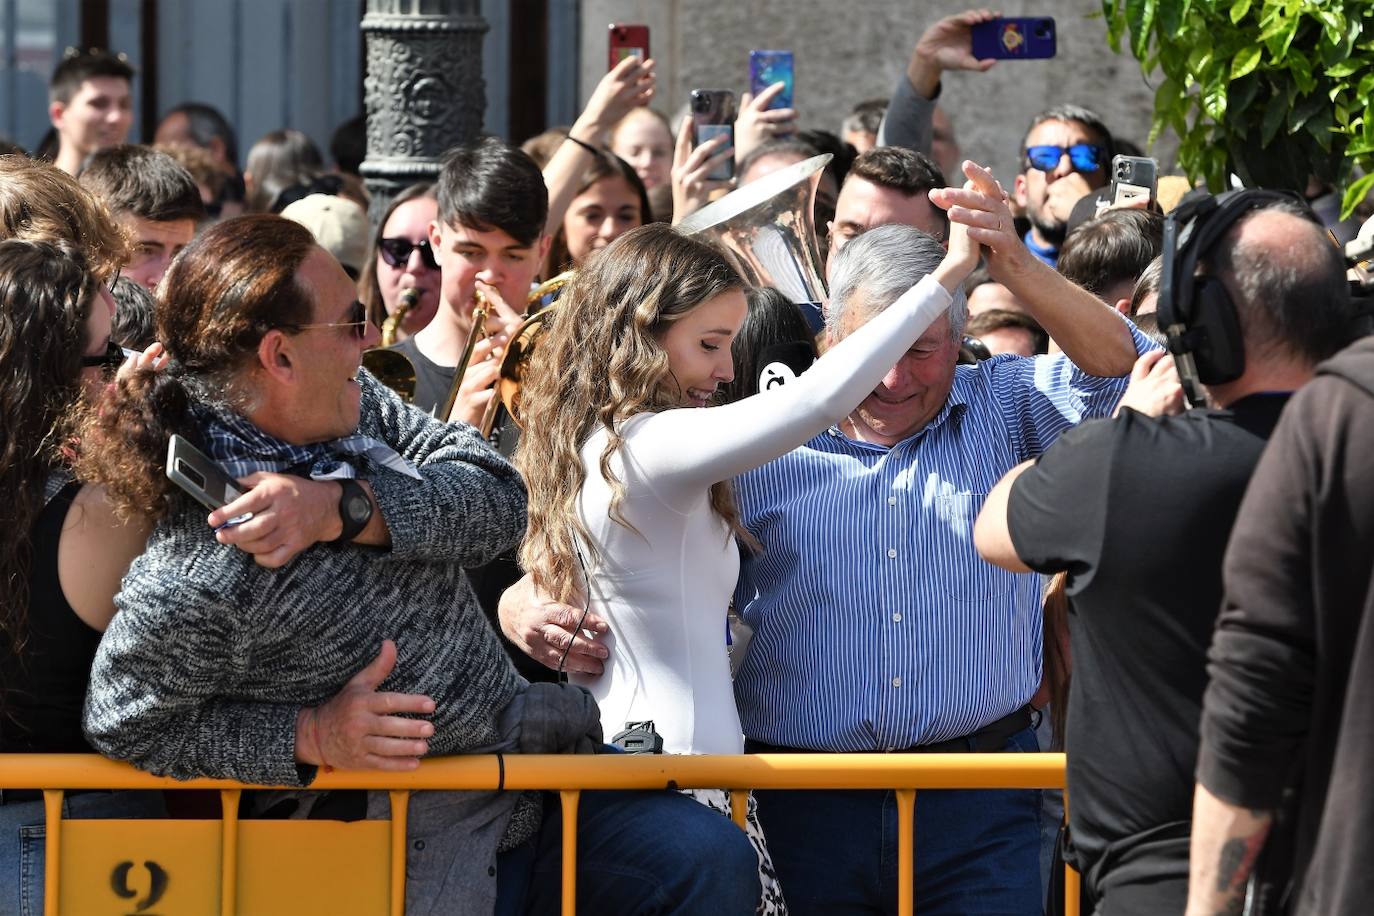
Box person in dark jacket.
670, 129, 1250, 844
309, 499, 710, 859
1188, 334, 1374, 915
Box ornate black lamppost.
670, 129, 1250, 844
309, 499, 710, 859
360, 0, 488, 225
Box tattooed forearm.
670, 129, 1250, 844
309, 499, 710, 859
1210, 831, 1266, 915
1185, 786, 1274, 916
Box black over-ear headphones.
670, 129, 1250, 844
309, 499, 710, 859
1158, 188, 1317, 406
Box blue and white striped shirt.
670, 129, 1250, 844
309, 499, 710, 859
732, 324, 1155, 751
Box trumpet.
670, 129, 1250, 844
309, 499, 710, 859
437, 288, 492, 423
475, 271, 574, 438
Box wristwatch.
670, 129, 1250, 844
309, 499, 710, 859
333, 479, 373, 543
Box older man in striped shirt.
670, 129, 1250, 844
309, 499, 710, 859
499, 162, 1152, 913
731, 173, 1152, 915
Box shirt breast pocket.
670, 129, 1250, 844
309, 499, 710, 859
933, 491, 1013, 603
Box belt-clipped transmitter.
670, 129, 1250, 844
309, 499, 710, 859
611, 721, 664, 754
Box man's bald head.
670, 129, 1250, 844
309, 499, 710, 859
1210, 204, 1350, 365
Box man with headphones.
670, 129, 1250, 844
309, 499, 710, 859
971, 188, 1354, 915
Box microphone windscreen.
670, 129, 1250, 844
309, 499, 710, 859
756, 341, 816, 392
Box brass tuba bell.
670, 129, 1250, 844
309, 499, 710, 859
676, 153, 832, 320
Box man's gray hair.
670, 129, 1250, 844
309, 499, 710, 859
826, 223, 966, 340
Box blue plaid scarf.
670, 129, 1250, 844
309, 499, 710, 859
195, 406, 421, 481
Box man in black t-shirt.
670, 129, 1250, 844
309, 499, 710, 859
971, 199, 1352, 915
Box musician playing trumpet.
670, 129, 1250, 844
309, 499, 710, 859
393, 54, 657, 424
388, 139, 549, 423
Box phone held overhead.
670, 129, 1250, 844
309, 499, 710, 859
691, 89, 737, 181
970, 17, 1056, 60
749, 50, 794, 110
608, 23, 649, 69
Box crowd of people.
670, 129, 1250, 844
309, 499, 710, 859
2, 10, 1372, 916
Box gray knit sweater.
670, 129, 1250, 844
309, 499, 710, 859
84, 372, 532, 785
83, 373, 614, 913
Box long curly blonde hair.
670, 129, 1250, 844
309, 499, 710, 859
516, 223, 751, 603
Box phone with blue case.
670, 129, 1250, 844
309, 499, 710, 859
748, 50, 794, 110
970, 18, 1056, 60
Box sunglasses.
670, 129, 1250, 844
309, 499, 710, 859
378, 237, 439, 271
281, 299, 370, 340
1024, 144, 1105, 173
81, 339, 137, 369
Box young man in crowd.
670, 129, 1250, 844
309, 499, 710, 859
393, 138, 550, 424
827, 145, 948, 276
78, 144, 205, 290
1056, 208, 1163, 314
47, 49, 134, 176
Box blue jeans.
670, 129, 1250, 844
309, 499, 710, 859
498, 788, 760, 916
0, 790, 167, 916
751, 727, 1043, 916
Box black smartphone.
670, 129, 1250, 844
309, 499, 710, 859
690, 89, 737, 181
1109, 155, 1158, 207
970, 17, 1056, 60
166, 434, 244, 512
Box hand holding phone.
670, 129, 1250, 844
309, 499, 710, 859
608, 23, 649, 70
749, 50, 794, 110
690, 89, 737, 181
970, 17, 1056, 60
166, 435, 253, 528
1108, 155, 1158, 209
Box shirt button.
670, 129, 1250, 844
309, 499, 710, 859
892, 612, 902, 622
887, 496, 897, 506
891, 676, 902, 688
887, 548, 897, 558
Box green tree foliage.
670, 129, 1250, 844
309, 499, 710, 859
1103, 0, 1374, 217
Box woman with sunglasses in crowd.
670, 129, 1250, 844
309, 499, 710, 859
358, 182, 441, 342
0, 185, 170, 909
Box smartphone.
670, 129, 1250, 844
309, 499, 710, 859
749, 50, 794, 110
608, 24, 650, 70
970, 17, 1056, 60
166, 434, 245, 513
690, 89, 737, 181
1109, 155, 1158, 208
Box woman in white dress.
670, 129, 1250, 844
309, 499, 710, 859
516, 214, 976, 914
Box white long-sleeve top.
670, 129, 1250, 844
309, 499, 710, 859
573, 275, 952, 754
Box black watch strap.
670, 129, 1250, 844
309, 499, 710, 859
333, 478, 373, 544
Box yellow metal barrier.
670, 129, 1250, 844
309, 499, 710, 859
0, 752, 1077, 916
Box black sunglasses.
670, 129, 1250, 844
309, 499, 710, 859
81, 339, 134, 369
378, 237, 439, 271
280, 299, 370, 340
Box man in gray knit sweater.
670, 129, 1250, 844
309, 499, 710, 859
79, 215, 758, 915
